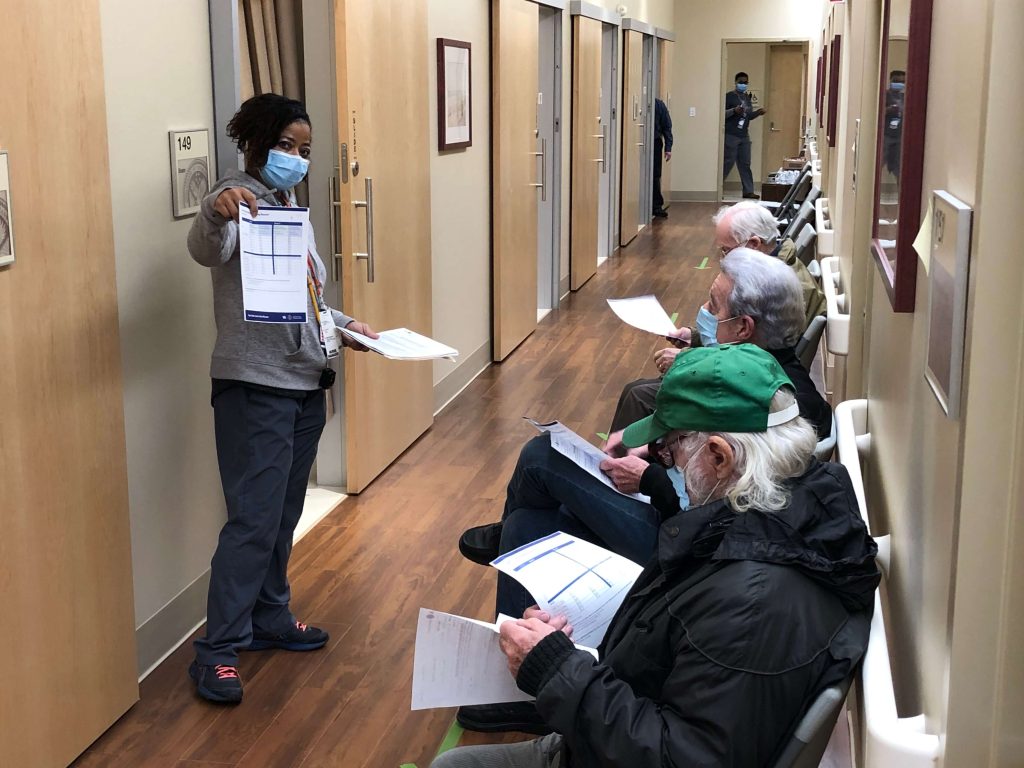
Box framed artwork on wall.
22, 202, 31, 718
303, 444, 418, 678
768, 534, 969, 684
168, 129, 210, 218
436, 38, 473, 151
826, 34, 842, 147
0, 150, 14, 267
870, 0, 935, 312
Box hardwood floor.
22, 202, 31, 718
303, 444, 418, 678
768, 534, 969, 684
73, 206, 720, 768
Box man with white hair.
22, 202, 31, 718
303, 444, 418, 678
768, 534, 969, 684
435, 345, 878, 767
608, 246, 831, 438
713, 200, 825, 327
455, 251, 832, 734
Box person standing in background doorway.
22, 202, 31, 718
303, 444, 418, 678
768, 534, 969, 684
653, 97, 673, 218
723, 72, 766, 199
883, 70, 905, 179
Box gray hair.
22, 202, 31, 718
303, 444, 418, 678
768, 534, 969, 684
720, 247, 805, 349
684, 388, 817, 513
713, 201, 779, 246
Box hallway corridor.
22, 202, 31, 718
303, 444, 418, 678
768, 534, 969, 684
74, 206, 720, 768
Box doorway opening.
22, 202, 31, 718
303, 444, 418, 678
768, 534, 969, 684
718, 40, 809, 203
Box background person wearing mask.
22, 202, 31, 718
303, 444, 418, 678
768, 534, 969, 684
187, 93, 377, 704
723, 71, 766, 199
883, 70, 906, 179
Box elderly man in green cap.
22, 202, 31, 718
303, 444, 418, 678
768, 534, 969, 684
436, 344, 878, 766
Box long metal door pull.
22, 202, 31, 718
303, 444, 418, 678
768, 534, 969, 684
529, 138, 547, 202
352, 177, 375, 283
328, 175, 343, 282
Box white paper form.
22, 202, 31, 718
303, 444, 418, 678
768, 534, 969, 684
338, 326, 459, 360
239, 206, 310, 323
491, 532, 644, 649
606, 295, 678, 336
525, 418, 650, 503
411, 609, 599, 710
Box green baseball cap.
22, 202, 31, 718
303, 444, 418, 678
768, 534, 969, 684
621, 344, 797, 448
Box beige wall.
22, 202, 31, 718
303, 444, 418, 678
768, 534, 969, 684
828, 0, 1024, 762
669, 0, 823, 198
100, 0, 224, 674
428, 0, 493, 400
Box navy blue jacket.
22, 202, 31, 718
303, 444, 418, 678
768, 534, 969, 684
654, 98, 673, 152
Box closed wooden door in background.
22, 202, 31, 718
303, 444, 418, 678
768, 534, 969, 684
570, 14, 603, 291
762, 44, 806, 180
334, 0, 433, 492
0, 1, 138, 764
619, 29, 643, 247
492, 0, 540, 360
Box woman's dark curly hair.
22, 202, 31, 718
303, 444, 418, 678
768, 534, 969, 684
227, 93, 311, 168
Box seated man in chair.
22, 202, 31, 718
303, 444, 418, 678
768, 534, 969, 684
436, 345, 878, 767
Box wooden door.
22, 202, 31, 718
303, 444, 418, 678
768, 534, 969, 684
492, 0, 540, 360
0, 1, 138, 764
762, 44, 806, 179
657, 39, 674, 209
619, 29, 643, 247
334, 0, 433, 492
571, 14, 602, 290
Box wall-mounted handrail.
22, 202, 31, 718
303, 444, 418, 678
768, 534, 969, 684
834, 400, 941, 767
814, 196, 835, 256
820, 256, 849, 356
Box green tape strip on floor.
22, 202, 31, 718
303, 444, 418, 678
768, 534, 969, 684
596, 432, 609, 441
670, 312, 678, 324
399, 717, 464, 768
694, 256, 710, 270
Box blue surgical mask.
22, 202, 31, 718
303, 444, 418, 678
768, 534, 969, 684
890, 82, 905, 91
667, 466, 690, 509
666, 441, 710, 510
736, 83, 749, 93
696, 306, 721, 347
261, 149, 310, 191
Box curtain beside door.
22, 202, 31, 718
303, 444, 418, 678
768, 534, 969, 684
238, 0, 304, 101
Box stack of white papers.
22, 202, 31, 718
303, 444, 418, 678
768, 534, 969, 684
338, 327, 459, 360
606, 295, 678, 336
411, 532, 643, 710
525, 418, 650, 503
239, 206, 310, 324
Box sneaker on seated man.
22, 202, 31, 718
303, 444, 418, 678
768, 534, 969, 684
437, 345, 879, 766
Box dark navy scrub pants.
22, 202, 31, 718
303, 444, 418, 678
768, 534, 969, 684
194, 384, 326, 666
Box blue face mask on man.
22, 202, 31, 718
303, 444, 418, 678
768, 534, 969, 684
890, 81, 905, 91
666, 441, 713, 510
736, 82, 749, 93
260, 149, 310, 191
696, 305, 741, 347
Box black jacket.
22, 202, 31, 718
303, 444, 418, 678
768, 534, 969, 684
640, 346, 833, 516
516, 460, 879, 767
725, 90, 762, 138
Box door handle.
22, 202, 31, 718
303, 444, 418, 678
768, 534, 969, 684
592, 128, 606, 171
530, 138, 546, 202
352, 177, 375, 283
328, 175, 343, 282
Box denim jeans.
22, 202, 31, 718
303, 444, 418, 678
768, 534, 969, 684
495, 434, 660, 618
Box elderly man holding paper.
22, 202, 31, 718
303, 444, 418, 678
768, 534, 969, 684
435, 345, 879, 767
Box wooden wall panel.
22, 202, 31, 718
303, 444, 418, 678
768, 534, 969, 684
570, 15, 603, 291
619, 30, 643, 247
492, 0, 540, 360
0, 1, 138, 765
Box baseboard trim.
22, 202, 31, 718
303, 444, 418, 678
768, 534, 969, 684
559, 275, 570, 297
433, 340, 492, 415
670, 190, 719, 203
135, 488, 347, 680
136, 570, 210, 680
